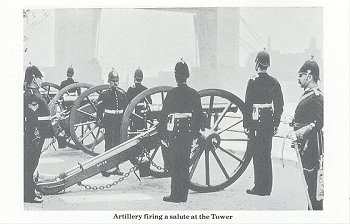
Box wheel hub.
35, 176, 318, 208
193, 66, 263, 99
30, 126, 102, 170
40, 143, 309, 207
200, 128, 221, 147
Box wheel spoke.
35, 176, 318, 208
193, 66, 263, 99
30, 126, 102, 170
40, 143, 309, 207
216, 145, 243, 164
86, 96, 98, 112
210, 143, 230, 179
206, 96, 214, 128
161, 91, 165, 104
131, 112, 153, 125
217, 119, 243, 134
149, 147, 159, 161
212, 102, 233, 130
74, 120, 97, 127
78, 125, 98, 142
76, 108, 97, 118
189, 146, 203, 180
90, 127, 101, 151
205, 147, 210, 186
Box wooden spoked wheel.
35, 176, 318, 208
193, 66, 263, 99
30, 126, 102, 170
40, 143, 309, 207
70, 85, 126, 156
49, 83, 93, 149
188, 89, 251, 192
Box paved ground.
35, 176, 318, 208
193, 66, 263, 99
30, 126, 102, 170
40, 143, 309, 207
24, 136, 308, 211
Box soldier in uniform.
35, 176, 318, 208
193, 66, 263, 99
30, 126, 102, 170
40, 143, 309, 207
24, 65, 54, 203
159, 59, 203, 203
60, 66, 80, 94
57, 66, 80, 148
289, 57, 324, 210
126, 68, 155, 177
244, 49, 284, 196
97, 69, 127, 177
126, 67, 152, 133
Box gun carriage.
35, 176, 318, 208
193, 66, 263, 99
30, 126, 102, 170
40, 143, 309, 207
36, 85, 252, 194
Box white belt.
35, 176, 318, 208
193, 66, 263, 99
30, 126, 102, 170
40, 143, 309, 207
63, 95, 78, 101
253, 103, 273, 109
105, 109, 124, 114
38, 116, 50, 121
136, 102, 146, 107
169, 113, 192, 119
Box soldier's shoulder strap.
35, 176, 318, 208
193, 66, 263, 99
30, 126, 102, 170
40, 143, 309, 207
249, 73, 259, 80
313, 88, 323, 96
299, 88, 323, 103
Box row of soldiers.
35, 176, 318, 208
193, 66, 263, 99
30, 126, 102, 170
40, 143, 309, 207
24, 53, 323, 210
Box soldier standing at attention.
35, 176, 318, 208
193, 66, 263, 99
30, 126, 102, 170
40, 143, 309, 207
126, 68, 155, 177
289, 57, 324, 210
244, 49, 284, 196
24, 65, 54, 203
159, 59, 203, 203
97, 69, 127, 177
57, 66, 79, 148
60, 66, 80, 94
126, 67, 152, 133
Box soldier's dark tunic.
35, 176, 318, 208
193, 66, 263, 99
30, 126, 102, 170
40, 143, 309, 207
24, 88, 53, 201
97, 87, 127, 151
159, 83, 203, 201
126, 83, 152, 133
57, 78, 80, 147
244, 72, 284, 194
293, 87, 323, 210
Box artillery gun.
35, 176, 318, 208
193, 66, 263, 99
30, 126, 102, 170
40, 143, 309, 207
36, 86, 252, 194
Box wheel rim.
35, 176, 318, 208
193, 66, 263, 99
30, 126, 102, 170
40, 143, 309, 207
121, 86, 173, 177
70, 85, 125, 156
188, 89, 251, 192
49, 83, 93, 150
39, 82, 60, 104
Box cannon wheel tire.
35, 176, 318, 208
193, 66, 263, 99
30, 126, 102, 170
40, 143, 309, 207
39, 82, 60, 103
49, 83, 93, 150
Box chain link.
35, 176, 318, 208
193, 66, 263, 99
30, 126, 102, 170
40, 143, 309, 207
76, 144, 169, 191
141, 146, 168, 172
77, 164, 139, 190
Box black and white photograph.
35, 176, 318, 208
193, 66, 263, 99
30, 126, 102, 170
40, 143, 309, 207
0, 0, 349, 223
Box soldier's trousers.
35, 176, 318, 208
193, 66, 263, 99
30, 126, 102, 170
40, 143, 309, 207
303, 169, 323, 210
169, 138, 192, 201
24, 139, 44, 201
250, 127, 273, 194
104, 125, 121, 151
299, 135, 323, 210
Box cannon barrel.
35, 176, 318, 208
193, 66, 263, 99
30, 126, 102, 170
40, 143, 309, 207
36, 126, 159, 195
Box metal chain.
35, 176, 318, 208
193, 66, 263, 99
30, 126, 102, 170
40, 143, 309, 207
77, 162, 140, 191
76, 144, 169, 191
141, 146, 168, 172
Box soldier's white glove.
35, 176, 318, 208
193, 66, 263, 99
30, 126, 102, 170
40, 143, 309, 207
273, 127, 278, 136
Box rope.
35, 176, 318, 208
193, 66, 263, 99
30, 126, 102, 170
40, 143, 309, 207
240, 17, 268, 48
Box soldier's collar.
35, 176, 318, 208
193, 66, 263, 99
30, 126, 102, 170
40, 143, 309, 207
304, 87, 321, 96
177, 83, 187, 86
